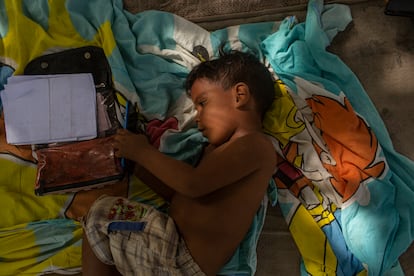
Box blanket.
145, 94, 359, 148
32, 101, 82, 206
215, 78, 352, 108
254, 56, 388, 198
1, 0, 414, 275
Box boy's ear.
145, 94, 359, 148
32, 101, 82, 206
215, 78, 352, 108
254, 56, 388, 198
233, 82, 251, 108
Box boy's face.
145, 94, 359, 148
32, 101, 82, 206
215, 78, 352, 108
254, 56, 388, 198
190, 78, 237, 146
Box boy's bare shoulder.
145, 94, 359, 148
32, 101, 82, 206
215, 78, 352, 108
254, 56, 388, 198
238, 132, 274, 146
206, 132, 274, 154
225, 132, 277, 169
178, 132, 276, 198
232, 133, 275, 157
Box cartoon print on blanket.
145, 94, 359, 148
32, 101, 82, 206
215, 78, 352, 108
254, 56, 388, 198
147, 117, 179, 148
270, 78, 388, 207
261, 0, 414, 273
265, 80, 367, 275
0, 113, 33, 162
307, 94, 386, 203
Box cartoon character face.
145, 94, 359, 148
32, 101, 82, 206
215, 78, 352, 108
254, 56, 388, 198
307, 95, 386, 203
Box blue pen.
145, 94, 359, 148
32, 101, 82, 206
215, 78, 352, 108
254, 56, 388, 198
121, 101, 129, 168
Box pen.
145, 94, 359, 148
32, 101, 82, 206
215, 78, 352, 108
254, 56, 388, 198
121, 101, 129, 168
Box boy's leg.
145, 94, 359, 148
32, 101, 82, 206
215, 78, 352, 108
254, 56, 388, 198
82, 231, 121, 276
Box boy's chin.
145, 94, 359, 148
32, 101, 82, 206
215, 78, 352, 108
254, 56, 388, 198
206, 136, 228, 147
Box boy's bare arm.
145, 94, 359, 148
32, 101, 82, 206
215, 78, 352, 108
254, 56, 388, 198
133, 163, 175, 201
115, 130, 276, 198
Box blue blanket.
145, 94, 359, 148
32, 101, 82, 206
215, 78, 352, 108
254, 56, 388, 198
262, 2, 414, 275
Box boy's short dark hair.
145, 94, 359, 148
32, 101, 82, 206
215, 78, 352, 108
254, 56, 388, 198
185, 51, 275, 118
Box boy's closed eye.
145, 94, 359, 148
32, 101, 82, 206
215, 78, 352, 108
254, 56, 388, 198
197, 100, 207, 107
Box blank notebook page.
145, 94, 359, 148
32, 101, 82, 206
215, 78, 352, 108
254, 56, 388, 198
1, 73, 97, 145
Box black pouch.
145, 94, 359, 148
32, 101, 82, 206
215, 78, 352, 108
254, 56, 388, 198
24, 46, 125, 195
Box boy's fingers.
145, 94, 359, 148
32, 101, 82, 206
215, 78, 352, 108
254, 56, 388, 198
116, 128, 129, 135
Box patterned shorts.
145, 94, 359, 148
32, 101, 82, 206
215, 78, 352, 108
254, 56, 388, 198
83, 196, 205, 276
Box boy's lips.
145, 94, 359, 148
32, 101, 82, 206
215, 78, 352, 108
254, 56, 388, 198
197, 124, 205, 132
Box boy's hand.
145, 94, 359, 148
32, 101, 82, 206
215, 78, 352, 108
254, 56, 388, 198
113, 129, 150, 162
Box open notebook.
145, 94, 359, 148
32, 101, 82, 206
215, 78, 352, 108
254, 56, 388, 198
1, 74, 97, 145
22, 47, 125, 195
1, 72, 124, 195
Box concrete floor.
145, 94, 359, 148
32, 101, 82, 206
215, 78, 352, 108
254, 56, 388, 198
256, 1, 414, 275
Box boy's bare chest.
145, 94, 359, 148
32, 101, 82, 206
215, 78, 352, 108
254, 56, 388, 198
169, 176, 267, 235
169, 178, 268, 273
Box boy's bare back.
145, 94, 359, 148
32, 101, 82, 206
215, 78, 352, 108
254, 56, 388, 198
170, 133, 276, 275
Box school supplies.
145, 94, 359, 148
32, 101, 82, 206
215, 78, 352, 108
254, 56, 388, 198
121, 100, 130, 168
34, 135, 123, 195
18, 46, 124, 195
0, 73, 97, 145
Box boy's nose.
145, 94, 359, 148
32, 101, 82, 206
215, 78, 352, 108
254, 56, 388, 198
195, 111, 200, 123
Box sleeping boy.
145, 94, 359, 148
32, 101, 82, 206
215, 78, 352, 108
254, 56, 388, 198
82, 51, 277, 276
